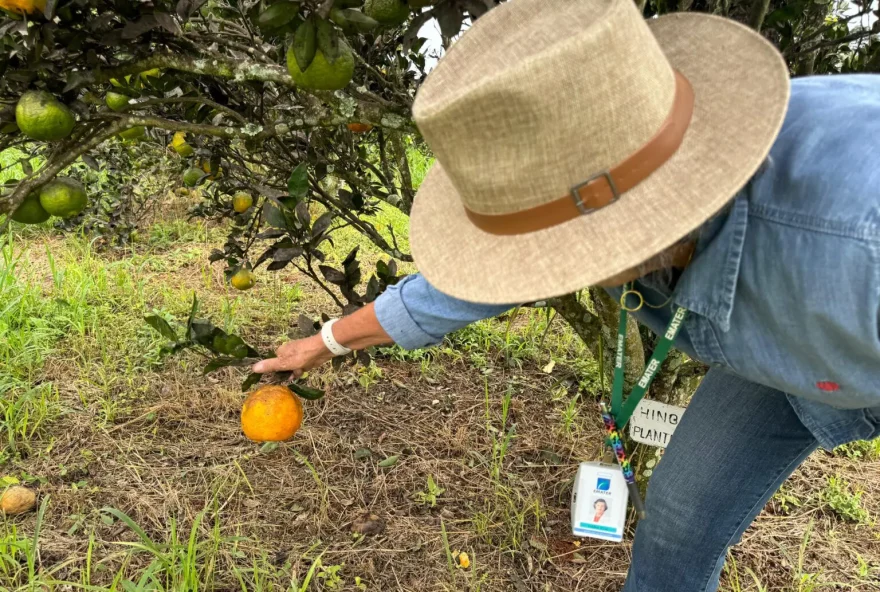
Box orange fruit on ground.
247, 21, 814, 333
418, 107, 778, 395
347, 122, 373, 133
241, 385, 303, 442
0, 486, 36, 515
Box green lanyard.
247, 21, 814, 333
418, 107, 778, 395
610, 291, 688, 429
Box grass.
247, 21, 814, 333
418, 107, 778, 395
0, 161, 878, 590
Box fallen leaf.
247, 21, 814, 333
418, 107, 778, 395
351, 512, 385, 536
378, 455, 399, 468
542, 360, 556, 374
528, 535, 547, 551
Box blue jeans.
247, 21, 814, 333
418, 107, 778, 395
623, 369, 820, 592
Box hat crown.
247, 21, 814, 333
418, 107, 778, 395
413, 0, 677, 215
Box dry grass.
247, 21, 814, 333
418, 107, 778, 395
0, 203, 878, 592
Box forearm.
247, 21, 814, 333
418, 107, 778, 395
330, 302, 392, 350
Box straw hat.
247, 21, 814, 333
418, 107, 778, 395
409, 0, 789, 304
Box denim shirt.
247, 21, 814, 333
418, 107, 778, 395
374, 75, 880, 450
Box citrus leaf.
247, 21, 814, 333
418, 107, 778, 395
186, 294, 199, 334
144, 315, 178, 340
319, 265, 346, 284
288, 162, 309, 199
311, 212, 334, 238
241, 372, 262, 391
266, 260, 289, 271
316, 19, 341, 64
353, 448, 373, 460
202, 357, 238, 374
289, 382, 325, 400
292, 17, 317, 72
378, 455, 399, 468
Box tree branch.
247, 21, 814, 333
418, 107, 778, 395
748, 0, 771, 32
122, 96, 248, 124
1, 119, 129, 216
77, 53, 416, 132
788, 28, 879, 58
311, 183, 413, 262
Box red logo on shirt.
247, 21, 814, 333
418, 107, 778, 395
816, 381, 840, 392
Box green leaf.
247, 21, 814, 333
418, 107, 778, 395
354, 448, 373, 460
190, 320, 218, 347
289, 382, 325, 400
293, 16, 317, 72
212, 334, 248, 358
288, 162, 309, 199
241, 372, 262, 391
202, 357, 239, 374
378, 455, 399, 468
311, 211, 334, 238
186, 294, 199, 334
256, 1, 300, 29
260, 441, 280, 454
316, 19, 341, 63
144, 315, 178, 341
264, 199, 292, 230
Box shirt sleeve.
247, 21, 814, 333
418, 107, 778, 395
374, 273, 516, 350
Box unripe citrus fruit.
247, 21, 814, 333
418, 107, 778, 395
347, 122, 373, 133
286, 46, 355, 91
364, 0, 409, 25
232, 192, 253, 213
241, 385, 303, 442
10, 192, 50, 224
39, 177, 87, 218
15, 91, 75, 141
105, 92, 130, 112
182, 168, 203, 187
230, 268, 256, 291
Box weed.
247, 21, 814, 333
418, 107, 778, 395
415, 474, 445, 507
833, 439, 880, 460
821, 476, 870, 524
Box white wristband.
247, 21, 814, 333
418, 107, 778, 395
321, 319, 352, 356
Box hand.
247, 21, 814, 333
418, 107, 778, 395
252, 335, 334, 377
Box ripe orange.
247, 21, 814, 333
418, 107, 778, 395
0, 0, 45, 15
241, 385, 303, 442
347, 122, 373, 133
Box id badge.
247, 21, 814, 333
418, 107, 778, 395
571, 462, 629, 542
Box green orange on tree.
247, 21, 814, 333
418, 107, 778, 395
15, 91, 75, 141
233, 192, 253, 213
182, 168, 204, 187
364, 0, 410, 25
286, 46, 355, 91
105, 91, 130, 112
10, 192, 50, 224
230, 268, 256, 291
39, 177, 88, 219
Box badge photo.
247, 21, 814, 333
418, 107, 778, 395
571, 462, 629, 542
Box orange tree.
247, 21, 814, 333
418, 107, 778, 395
0, 0, 877, 397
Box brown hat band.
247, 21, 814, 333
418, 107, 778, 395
464, 70, 695, 236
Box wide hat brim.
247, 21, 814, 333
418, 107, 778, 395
409, 13, 790, 304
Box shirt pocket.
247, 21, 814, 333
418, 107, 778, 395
714, 217, 880, 408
